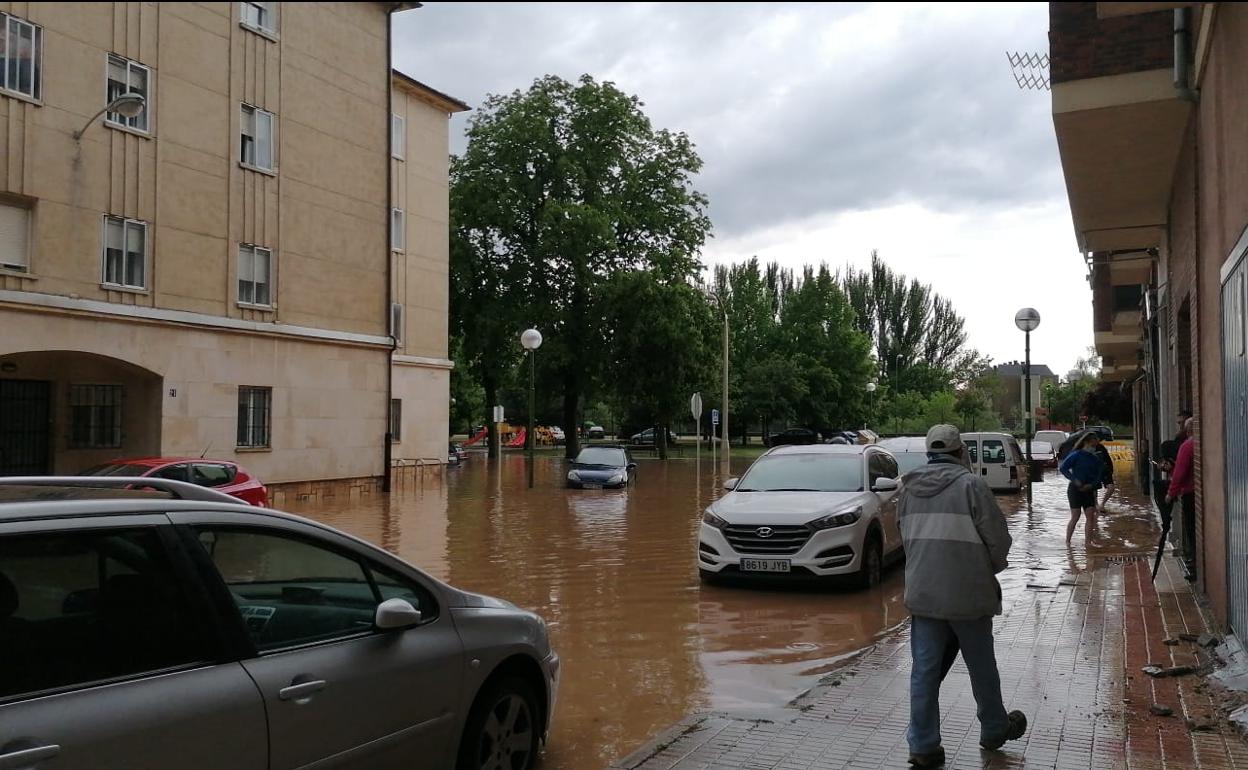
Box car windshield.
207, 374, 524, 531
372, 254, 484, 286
574, 447, 626, 467
894, 452, 928, 475
79, 462, 153, 477
736, 454, 863, 492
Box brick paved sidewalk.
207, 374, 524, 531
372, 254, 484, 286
612, 553, 1248, 770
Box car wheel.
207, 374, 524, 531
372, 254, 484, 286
456, 675, 541, 770
854, 532, 883, 589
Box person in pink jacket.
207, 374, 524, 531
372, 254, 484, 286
1166, 417, 1197, 579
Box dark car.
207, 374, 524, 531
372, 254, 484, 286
629, 427, 676, 446
764, 428, 820, 448
566, 446, 636, 489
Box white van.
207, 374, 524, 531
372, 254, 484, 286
961, 432, 1026, 492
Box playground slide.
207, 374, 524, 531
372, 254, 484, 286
506, 429, 527, 448
462, 428, 489, 447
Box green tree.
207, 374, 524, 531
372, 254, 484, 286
451, 74, 711, 457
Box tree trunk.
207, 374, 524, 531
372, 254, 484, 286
562, 378, 580, 459
657, 422, 668, 460
483, 376, 499, 458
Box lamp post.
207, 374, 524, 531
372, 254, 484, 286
520, 328, 543, 489
73, 93, 146, 140
702, 284, 730, 478
1014, 308, 1041, 501
865, 382, 877, 430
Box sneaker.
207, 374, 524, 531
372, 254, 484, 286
981, 710, 1027, 750
908, 747, 945, 768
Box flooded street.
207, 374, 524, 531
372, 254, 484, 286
287, 451, 1161, 770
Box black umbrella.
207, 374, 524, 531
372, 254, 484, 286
1057, 428, 1096, 460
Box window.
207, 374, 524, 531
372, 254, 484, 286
0, 528, 210, 699
389, 399, 401, 442
369, 561, 437, 620
193, 529, 376, 651
0, 201, 29, 271
1112, 284, 1143, 313
869, 453, 898, 485
966, 442, 978, 465
101, 216, 146, 289
150, 464, 190, 482
390, 302, 403, 342
237, 386, 272, 448
1, 13, 43, 101
238, 244, 272, 306
240, 104, 275, 171
69, 384, 122, 448
391, 114, 405, 159
105, 54, 149, 132
191, 463, 236, 488
391, 208, 405, 252
736, 454, 864, 493
982, 439, 1006, 464
240, 1, 277, 36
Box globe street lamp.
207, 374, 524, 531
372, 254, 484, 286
73, 92, 146, 140
1014, 308, 1041, 501
520, 328, 543, 489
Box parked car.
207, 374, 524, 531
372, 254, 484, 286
764, 428, 821, 448
877, 436, 930, 475
0, 477, 559, 770
585, 425, 606, 439
80, 457, 269, 507
566, 446, 636, 489
961, 432, 1027, 492
1034, 430, 1068, 452
448, 442, 466, 466
1027, 440, 1056, 467
698, 444, 903, 588
628, 427, 677, 446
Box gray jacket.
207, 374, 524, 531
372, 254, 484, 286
898, 459, 1012, 620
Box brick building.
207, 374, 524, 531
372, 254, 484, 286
1049, 2, 1248, 635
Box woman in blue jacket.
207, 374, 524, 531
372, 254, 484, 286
1059, 433, 1104, 545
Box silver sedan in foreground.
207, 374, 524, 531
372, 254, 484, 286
0, 477, 558, 770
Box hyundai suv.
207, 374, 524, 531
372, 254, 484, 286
697, 444, 903, 588
0, 478, 558, 770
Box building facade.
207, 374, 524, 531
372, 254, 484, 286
1050, 2, 1248, 634
0, 2, 455, 488
990, 361, 1058, 430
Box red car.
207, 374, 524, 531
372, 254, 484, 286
79, 457, 269, 507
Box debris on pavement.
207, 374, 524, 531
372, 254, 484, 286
1150, 704, 1174, 716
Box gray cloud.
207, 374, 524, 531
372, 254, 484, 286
392, 2, 1058, 239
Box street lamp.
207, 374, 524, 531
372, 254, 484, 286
73, 93, 146, 140
702, 286, 730, 478
865, 382, 877, 429
520, 328, 543, 489
1014, 308, 1041, 501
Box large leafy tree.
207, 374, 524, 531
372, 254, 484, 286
451, 75, 711, 456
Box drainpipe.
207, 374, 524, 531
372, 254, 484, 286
382, 6, 397, 493
1174, 7, 1199, 103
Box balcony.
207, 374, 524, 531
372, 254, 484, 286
1050, 3, 1196, 252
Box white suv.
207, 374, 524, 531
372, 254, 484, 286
697, 444, 903, 588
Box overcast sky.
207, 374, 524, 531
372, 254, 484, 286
394, 2, 1091, 376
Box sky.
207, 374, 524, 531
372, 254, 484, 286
394, 2, 1092, 376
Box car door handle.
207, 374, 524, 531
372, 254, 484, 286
279, 679, 327, 702
0, 744, 61, 769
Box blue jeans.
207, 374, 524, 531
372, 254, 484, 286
908, 615, 1008, 754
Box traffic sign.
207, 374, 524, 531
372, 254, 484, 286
691, 392, 703, 421
493, 405, 504, 423
711, 409, 720, 426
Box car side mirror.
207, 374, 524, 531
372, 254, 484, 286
627, 463, 637, 470
374, 598, 422, 631
872, 477, 899, 493
723, 477, 738, 491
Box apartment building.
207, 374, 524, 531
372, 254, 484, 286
0, 2, 457, 489
1050, 2, 1248, 635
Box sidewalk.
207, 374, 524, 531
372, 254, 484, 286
613, 521, 1248, 769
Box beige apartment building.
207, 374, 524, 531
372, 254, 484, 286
0, 2, 461, 489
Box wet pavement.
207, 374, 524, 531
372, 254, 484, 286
282, 451, 1203, 769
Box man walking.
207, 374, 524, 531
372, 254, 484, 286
899, 425, 1026, 767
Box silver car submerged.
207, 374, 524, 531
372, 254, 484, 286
0, 478, 558, 770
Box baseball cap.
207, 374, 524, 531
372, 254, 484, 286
925, 424, 963, 454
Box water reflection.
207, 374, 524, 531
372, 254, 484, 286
286, 456, 1160, 770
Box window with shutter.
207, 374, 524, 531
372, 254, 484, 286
0, 202, 30, 271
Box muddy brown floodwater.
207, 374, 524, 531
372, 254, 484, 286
286, 452, 1157, 770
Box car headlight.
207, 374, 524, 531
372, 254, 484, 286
608, 474, 624, 484
702, 510, 728, 529
567, 470, 581, 481
809, 506, 863, 530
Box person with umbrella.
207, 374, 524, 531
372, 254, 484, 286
1059, 431, 1104, 545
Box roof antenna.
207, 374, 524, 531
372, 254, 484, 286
200, 444, 212, 459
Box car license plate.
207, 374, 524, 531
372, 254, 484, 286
740, 558, 790, 573
583, 483, 602, 490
